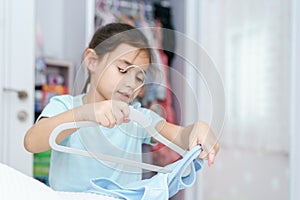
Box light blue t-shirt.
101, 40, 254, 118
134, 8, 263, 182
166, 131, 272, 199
38, 94, 164, 192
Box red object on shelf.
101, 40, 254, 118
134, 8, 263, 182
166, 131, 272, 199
42, 84, 68, 104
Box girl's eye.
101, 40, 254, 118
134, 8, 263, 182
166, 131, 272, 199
118, 67, 127, 73
117, 65, 145, 84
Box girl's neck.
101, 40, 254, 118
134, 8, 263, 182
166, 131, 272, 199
82, 91, 105, 104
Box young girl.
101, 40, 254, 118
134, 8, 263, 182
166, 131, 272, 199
24, 23, 219, 192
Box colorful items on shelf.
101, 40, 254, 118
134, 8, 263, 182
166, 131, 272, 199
42, 84, 68, 103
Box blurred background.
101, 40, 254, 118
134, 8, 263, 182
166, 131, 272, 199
1, 0, 299, 199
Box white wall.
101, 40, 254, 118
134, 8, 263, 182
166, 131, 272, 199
36, 0, 87, 71
290, 0, 300, 199
169, 0, 297, 199
36, 0, 65, 59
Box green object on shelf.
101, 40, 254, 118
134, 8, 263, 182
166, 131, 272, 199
33, 150, 51, 177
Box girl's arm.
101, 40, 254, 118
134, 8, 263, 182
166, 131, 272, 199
24, 100, 130, 153
24, 106, 85, 153
155, 121, 220, 166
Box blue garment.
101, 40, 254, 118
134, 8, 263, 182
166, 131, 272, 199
87, 146, 203, 200
38, 94, 164, 192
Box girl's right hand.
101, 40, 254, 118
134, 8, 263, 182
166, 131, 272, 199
82, 100, 130, 128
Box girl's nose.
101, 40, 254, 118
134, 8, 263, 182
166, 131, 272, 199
121, 66, 145, 89
124, 72, 137, 88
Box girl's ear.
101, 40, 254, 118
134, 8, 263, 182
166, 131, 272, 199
84, 48, 98, 72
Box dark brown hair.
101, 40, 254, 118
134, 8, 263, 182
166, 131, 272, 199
89, 23, 151, 57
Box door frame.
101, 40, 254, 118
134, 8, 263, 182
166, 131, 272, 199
290, 0, 300, 199
0, 0, 35, 176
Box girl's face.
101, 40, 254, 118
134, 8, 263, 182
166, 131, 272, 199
91, 43, 150, 103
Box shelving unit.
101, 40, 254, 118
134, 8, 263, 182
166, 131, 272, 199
43, 58, 74, 92
35, 57, 74, 115
34, 57, 73, 185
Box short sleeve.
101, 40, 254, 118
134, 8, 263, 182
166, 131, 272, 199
133, 102, 166, 145
36, 95, 74, 122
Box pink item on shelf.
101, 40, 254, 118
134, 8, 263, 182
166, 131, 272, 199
47, 73, 65, 85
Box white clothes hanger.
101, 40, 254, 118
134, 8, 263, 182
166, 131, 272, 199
49, 106, 186, 173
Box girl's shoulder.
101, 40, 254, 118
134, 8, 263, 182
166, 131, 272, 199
48, 94, 84, 109
132, 101, 165, 126
49, 94, 73, 102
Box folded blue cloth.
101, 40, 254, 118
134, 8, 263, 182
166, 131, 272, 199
87, 146, 203, 200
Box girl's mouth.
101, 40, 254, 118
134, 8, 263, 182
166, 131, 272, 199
117, 91, 131, 101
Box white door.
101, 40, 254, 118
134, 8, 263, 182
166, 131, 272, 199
0, 0, 35, 176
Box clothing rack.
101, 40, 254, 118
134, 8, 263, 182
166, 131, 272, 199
98, 0, 154, 13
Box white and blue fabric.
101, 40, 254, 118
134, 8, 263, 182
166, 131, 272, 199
86, 146, 203, 200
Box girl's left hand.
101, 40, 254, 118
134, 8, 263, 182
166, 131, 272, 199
188, 121, 220, 167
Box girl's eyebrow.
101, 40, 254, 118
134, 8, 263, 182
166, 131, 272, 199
119, 59, 133, 66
